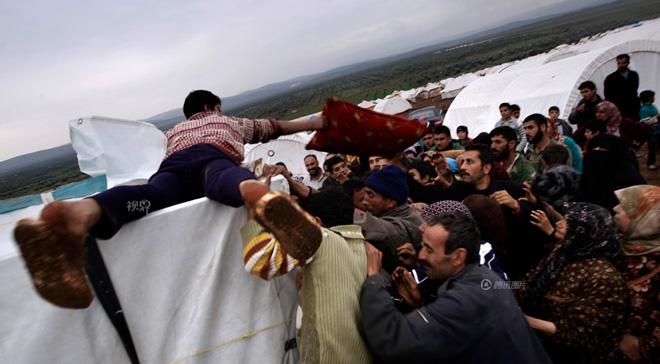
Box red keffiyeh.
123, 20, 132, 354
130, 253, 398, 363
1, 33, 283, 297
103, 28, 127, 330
307, 98, 431, 156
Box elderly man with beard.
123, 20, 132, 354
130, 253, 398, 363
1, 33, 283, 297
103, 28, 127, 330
301, 154, 326, 189
522, 114, 572, 178
360, 212, 551, 364
490, 126, 536, 184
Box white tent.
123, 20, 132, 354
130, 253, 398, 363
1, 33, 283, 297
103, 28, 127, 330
443, 39, 660, 136
440, 73, 482, 99
373, 97, 413, 115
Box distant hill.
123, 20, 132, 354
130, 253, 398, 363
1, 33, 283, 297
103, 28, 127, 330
0, 0, 656, 181
0, 144, 76, 175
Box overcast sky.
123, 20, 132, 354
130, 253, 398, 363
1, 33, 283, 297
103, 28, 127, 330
1, 0, 594, 162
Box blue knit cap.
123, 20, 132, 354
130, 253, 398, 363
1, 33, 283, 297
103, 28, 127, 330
364, 165, 409, 204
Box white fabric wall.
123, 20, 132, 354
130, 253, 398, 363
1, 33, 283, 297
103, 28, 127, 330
243, 132, 326, 179
70, 116, 167, 189
1, 198, 299, 364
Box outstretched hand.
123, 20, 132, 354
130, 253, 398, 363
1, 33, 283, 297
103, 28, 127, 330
309, 115, 329, 131
519, 182, 538, 205
391, 267, 423, 308
364, 241, 383, 277
530, 209, 554, 236
491, 190, 520, 211
397, 243, 419, 268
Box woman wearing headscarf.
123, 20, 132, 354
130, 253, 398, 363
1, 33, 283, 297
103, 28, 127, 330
595, 100, 653, 153
517, 202, 626, 363
614, 185, 660, 362
571, 101, 652, 151
580, 133, 646, 211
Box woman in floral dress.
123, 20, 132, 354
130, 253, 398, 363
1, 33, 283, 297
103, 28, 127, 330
517, 202, 626, 363
615, 185, 660, 362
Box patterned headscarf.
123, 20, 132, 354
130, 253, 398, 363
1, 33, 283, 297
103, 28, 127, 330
421, 200, 473, 223
595, 101, 622, 135
521, 202, 620, 316
615, 185, 660, 256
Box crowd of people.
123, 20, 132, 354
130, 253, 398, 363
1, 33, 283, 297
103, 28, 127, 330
251, 53, 658, 363
11, 53, 660, 363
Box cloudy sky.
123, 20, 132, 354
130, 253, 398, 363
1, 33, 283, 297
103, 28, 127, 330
0, 0, 596, 162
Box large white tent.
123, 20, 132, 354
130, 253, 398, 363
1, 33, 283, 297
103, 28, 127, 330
443, 19, 660, 135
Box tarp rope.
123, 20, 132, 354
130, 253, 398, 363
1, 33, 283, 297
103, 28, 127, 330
0, 214, 39, 227
166, 317, 296, 364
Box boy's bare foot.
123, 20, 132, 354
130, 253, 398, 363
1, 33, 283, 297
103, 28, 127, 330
13, 200, 102, 308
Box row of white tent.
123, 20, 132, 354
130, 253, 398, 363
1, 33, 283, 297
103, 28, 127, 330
366, 18, 660, 136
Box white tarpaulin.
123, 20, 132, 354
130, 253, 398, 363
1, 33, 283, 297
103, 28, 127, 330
1, 198, 299, 363
243, 132, 326, 179
69, 116, 167, 189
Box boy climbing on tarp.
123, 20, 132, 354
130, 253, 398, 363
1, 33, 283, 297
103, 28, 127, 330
14, 90, 325, 309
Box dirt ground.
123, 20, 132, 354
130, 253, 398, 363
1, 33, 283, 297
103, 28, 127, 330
408, 96, 660, 187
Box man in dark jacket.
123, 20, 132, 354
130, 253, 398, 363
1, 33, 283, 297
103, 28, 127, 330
360, 212, 551, 364
569, 81, 603, 128
604, 53, 640, 120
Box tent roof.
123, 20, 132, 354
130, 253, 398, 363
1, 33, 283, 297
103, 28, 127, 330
373, 97, 413, 114
444, 39, 660, 136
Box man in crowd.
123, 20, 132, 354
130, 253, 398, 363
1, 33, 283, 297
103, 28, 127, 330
241, 189, 372, 363
494, 102, 527, 152
604, 53, 640, 120
301, 154, 326, 189
360, 212, 551, 363
414, 132, 435, 155
429, 125, 463, 152
522, 114, 572, 177
354, 165, 424, 273
490, 126, 536, 184
569, 81, 603, 128
407, 143, 526, 204
322, 155, 353, 189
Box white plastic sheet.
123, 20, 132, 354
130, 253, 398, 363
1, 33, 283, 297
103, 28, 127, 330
69, 116, 167, 188
1, 198, 299, 363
